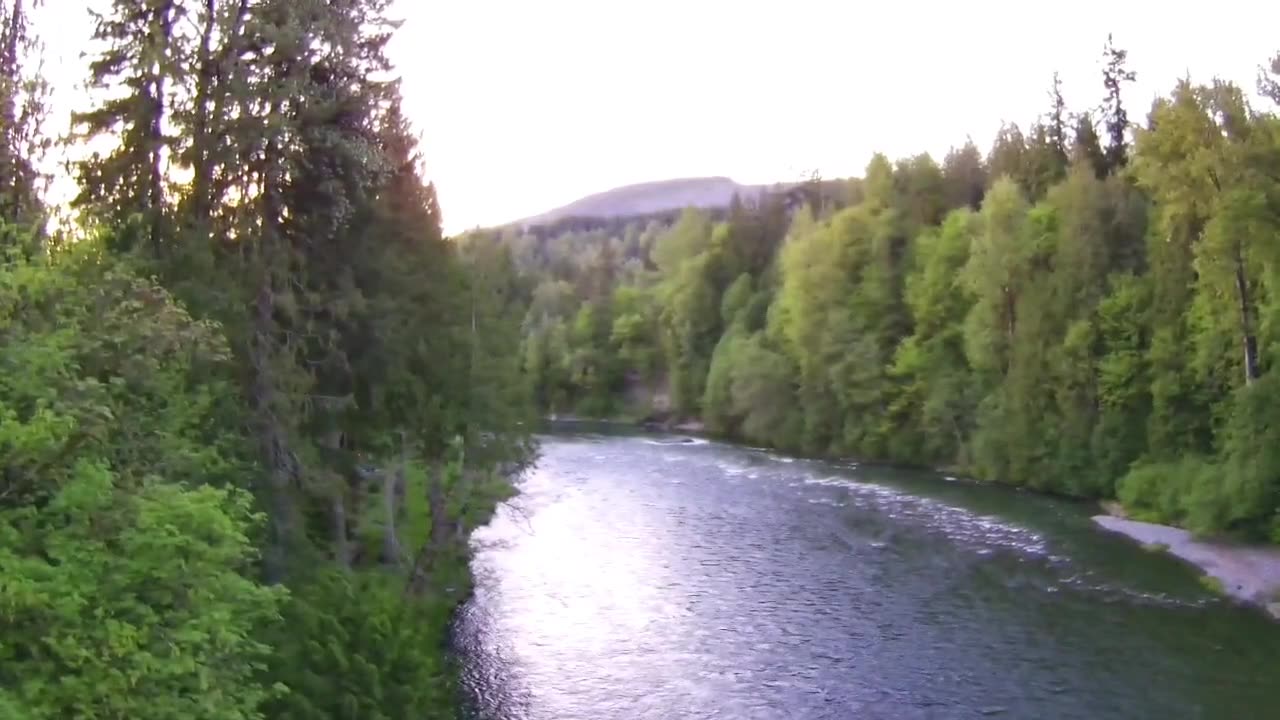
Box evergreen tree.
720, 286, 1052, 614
1260, 52, 1280, 106
1101, 34, 1137, 173
941, 140, 987, 210
74, 0, 185, 253
65, 0, 538, 714
987, 123, 1031, 196
1046, 72, 1071, 170
1071, 111, 1109, 179
0, 0, 48, 230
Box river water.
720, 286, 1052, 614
455, 427, 1280, 719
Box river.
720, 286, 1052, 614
454, 426, 1280, 719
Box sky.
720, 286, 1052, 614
36, 1, 1280, 234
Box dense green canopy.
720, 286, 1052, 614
495, 43, 1280, 543
2, 0, 533, 716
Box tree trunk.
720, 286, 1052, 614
324, 429, 351, 568
428, 457, 448, 556
405, 460, 452, 596
332, 490, 351, 568
950, 415, 965, 462
1003, 287, 1017, 374
2, 1, 21, 78
190, 0, 249, 225
146, 1, 176, 257
1234, 251, 1260, 385
188, 0, 217, 223
251, 275, 292, 583
383, 432, 404, 566
0, 0, 23, 223
252, 107, 292, 582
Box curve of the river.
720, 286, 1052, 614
455, 427, 1280, 719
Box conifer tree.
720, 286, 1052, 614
0, 0, 48, 230
1101, 34, 1137, 174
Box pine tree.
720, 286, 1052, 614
941, 140, 987, 210
1070, 111, 1108, 179
1024, 121, 1067, 199
1101, 34, 1137, 174
987, 123, 1030, 193
74, 0, 185, 254
1046, 72, 1070, 169
1260, 53, 1280, 106
0, 0, 49, 230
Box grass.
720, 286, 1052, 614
1099, 499, 1129, 519
1198, 575, 1226, 595
1141, 542, 1170, 553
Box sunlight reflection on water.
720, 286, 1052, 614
457, 433, 1280, 720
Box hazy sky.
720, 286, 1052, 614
38, 1, 1280, 234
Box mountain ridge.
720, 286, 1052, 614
510, 176, 787, 228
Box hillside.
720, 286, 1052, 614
514, 177, 777, 227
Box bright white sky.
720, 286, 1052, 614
36, 1, 1280, 234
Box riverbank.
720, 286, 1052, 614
1092, 515, 1280, 618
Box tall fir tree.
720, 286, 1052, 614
1101, 34, 1137, 174
74, 0, 185, 253
0, 0, 48, 231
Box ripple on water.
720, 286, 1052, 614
801, 475, 1048, 556
458, 434, 1280, 720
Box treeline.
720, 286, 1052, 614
493, 40, 1280, 542
1, 1, 533, 718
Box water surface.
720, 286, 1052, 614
456, 428, 1280, 719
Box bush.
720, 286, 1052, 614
0, 465, 284, 720
1116, 456, 1226, 533
0, 244, 283, 719
1216, 373, 1280, 537
264, 570, 462, 720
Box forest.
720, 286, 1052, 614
0, 0, 535, 717
4, 0, 1280, 713
486, 40, 1280, 543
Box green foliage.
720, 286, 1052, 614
611, 285, 661, 380
890, 210, 978, 463
498, 48, 1280, 546
1116, 457, 1234, 534
728, 334, 800, 448
1214, 373, 1280, 535
720, 273, 754, 327
652, 207, 713, 275
660, 252, 722, 416
10, 0, 539, 717
702, 329, 744, 435
264, 570, 460, 720
0, 242, 283, 719
0, 0, 48, 230
0, 466, 284, 720
1199, 574, 1227, 595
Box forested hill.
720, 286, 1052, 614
479, 42, 1280, 545
512, 176, 786, 227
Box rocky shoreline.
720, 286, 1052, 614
1092, 515, 1280, 619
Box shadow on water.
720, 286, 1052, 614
455, 428, 1280, 720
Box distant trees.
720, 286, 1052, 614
500, 39, 1280, 543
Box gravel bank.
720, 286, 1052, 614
1093, 515, 1280, 617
